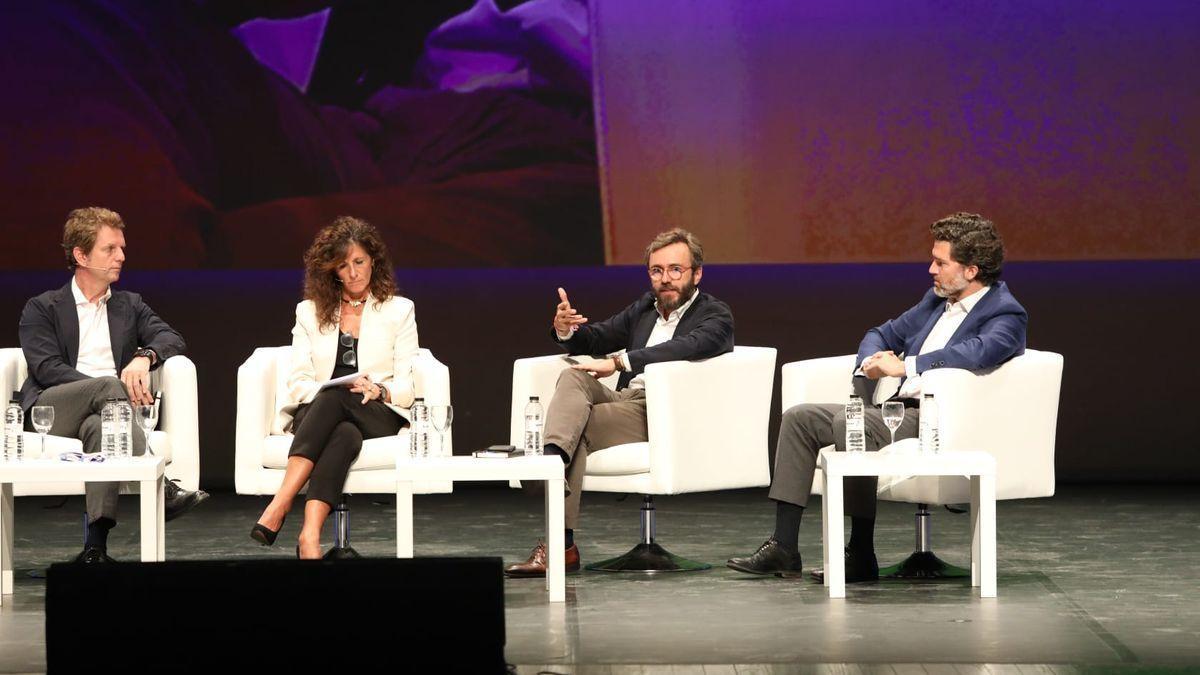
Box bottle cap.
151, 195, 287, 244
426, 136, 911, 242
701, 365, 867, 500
530, 396, 539, 401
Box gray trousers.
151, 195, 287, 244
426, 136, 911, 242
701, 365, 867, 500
768, 403, 920, 518
543, 368, 648, 529
32, 377, 146, 523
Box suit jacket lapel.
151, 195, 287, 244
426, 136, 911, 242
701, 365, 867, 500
945, 285, 1000, 346
631, 301, 657, 350
106, 292, 130, 370
906, 301, 944, 357
53, 284, 80, 367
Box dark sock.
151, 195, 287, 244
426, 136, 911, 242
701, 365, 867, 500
85, 517, 115, 551
771, 501, 803, 552
564, 529, 574, 548
849, 516, 875, 555
544, 443, 569, 464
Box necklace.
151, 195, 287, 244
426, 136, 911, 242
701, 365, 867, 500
342, 296, 367, 308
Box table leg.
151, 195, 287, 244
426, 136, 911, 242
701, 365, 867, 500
979, 473, 997, 597
820, 466, 831, 588
396, 480, 414, 558
546, 478, 565, 603
139, 477, 164, 562
971, 475, 980, 587
1, 482, 13, 602
825, 470, 846, 599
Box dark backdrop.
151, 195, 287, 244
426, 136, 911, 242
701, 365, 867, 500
2, 260, 1196, 491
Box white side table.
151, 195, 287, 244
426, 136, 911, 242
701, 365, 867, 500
396, 455, 566, 602
818, 448, 996, 598
0, 455, 166, 605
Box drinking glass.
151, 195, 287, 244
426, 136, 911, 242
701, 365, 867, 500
430, 405, 453, 457
881, 401, 905, 448
31, 405, 54, 458
136, 403, 159, 456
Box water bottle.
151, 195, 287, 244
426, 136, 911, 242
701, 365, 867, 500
408, 398, 428, 458
920, 393, 939, 454
4, 392, 24, 461
523, 396, 544, 456
101, 398, 118, 458
116, 399, 133, 458
845, 389, 865, 453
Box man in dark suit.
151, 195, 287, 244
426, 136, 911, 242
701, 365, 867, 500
728, 212, 1027, 582
18, 207, 209, 563
505, 228, 735, 577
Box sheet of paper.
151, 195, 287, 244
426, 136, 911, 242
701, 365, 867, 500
319, 371, 365, 390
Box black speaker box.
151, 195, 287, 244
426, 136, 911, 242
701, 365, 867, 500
46, 557, 506, 673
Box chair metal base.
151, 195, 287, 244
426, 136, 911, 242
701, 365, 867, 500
323, 545, 362, 560
586, 542, 712, 573
880, 550, 969, 579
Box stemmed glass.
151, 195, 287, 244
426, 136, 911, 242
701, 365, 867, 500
430, 405, 453, 457
31, 405, 54, 458
881, 401, 905, 448
136, 403, 159, 456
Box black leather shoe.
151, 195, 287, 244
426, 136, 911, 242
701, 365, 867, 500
726, 538, 803, 577
809, 547, 879, 584
164, 479, 210, 522
72, 546, 116, 564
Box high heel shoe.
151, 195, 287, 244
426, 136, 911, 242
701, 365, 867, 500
296, 545, 301, 559
250, 517, 284, 546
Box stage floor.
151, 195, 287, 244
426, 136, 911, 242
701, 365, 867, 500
1, 485, 1197, 673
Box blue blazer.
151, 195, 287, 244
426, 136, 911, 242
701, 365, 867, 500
856, 281, 1027, 375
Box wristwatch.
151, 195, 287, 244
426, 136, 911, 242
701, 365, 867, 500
377, 383, 389, 402
133, 347, 157, 365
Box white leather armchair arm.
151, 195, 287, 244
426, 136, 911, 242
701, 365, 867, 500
154, 355, 200, 490
235, 347, 278, 494
412, 349, 452, 453
509, 354, 617, 448
923, 349, 1062, 499
641, 346, 776, 493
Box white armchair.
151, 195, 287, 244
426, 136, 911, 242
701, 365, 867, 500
781, 349, 1064, 576
236, 346, 451, 555
510, 346, 776, 571
0, 347, 200, 494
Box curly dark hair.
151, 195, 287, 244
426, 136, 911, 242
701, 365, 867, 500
930, 212, 1005, 285
302, 216, 397, 330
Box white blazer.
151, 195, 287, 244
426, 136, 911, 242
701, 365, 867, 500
273, 295, 419, 434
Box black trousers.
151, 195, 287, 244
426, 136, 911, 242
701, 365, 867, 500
289, 387, 405, 506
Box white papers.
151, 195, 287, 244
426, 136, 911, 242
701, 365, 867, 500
319, 372, 364, 390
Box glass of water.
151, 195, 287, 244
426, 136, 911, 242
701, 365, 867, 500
430, 405, 453, 457
31, 405, 54, 458
136, 403, 159, 456
881, 401, 905, 448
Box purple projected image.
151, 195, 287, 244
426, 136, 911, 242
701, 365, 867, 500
0, 1, 601, 270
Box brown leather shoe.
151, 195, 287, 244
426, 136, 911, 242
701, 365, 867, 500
504, 541, 581, 577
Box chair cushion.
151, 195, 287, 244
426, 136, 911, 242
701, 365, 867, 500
261, 429, 411, 470
585, 441, 650, 476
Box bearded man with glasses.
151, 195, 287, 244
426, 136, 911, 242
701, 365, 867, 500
505, 228, 735, 577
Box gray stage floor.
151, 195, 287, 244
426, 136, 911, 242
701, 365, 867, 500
1, 485, 1197, 673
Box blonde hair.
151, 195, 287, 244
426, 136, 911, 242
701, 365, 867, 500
643, 228, 704, 268
63, 207, 124, 269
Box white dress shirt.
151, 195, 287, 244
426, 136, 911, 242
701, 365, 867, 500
71, 278, 117, 378
556, 289, 700, 390
895, 286, 991, 399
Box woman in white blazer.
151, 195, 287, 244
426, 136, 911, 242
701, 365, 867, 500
251, 217, 418, 558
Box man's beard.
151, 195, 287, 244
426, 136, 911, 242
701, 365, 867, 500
933, 271, 968, 299
656, 279, 697, 312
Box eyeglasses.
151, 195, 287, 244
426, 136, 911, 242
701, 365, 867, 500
339, 332, 357, 368
648, 265, 692, 280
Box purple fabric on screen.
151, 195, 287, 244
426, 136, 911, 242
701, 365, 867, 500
418, 0, 590, 97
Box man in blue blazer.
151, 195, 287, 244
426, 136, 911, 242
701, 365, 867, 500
728, 212, 1027, 582
18, 207, 209, 563
505, 228, 735, 577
